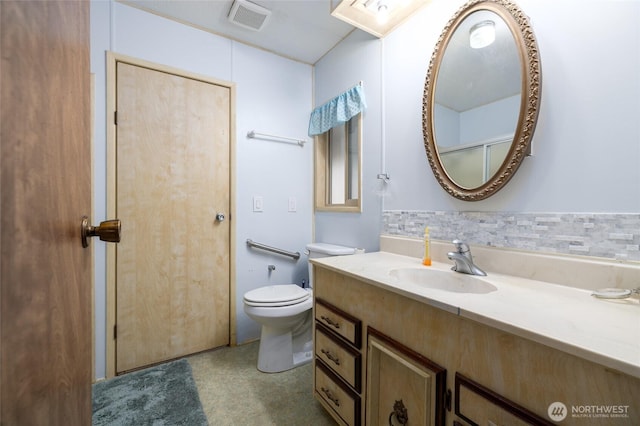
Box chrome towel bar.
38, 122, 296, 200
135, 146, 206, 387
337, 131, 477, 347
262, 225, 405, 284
247, 130, 306, 146
246, 239, 300, 260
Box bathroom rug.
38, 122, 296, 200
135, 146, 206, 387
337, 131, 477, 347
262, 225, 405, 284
92, 358, 208, 425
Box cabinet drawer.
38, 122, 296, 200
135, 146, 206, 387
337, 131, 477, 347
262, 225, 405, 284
455, 373, 554, 426
315, 298, 362, 348
315, 361, 361, 426
315, 323, 361, 392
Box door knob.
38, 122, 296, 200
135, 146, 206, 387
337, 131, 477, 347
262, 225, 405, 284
81, 216, 121, 248
215, 213, 225, 222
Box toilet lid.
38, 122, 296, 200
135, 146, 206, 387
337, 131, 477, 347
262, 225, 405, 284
244, 284, 310, 306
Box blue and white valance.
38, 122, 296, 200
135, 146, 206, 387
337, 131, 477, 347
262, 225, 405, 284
308, 84, 367, 136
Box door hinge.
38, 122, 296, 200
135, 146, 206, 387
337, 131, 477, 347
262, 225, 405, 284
114, 111, 118, 125
113, 324, 117, 339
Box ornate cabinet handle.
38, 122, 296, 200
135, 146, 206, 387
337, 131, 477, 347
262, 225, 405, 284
321, 348, 341, 365
388, 400, 408, 426
320, 315, 340, 329
320, 387, 340, 407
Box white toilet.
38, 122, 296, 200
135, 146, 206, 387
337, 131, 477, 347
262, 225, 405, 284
243, 242, 356, 373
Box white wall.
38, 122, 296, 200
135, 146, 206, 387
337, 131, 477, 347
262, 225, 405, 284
435, 95, 519, 148
315, 0, 640, 218
433, 104, 459, 148
313, 30, 385, 253
90, 1, 312, 379
232, 44, 313, 345
460, 95, 520, 145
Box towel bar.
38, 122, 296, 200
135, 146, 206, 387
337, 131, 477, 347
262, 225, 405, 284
247, 130, 306, 146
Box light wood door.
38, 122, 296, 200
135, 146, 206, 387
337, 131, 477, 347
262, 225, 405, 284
115, 62, 230, 373
1, 1, 92, 424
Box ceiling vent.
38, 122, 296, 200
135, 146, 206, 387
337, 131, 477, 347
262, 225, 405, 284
228, 0, 272, 32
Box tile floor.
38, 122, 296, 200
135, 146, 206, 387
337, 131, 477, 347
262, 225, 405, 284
188, 342, 337, 426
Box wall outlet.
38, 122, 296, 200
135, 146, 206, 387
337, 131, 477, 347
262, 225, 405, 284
253, 196, 263, 212
288, 196, 297, 212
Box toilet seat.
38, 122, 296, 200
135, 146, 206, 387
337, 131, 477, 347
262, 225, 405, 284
244, 284, 311, 307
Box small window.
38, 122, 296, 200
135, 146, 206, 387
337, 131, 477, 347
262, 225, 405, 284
314, 114, 362, 212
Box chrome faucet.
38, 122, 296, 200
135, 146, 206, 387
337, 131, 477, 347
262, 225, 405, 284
447, 240, 486, 276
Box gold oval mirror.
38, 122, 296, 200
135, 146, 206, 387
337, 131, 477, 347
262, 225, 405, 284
422, 0, 541, 201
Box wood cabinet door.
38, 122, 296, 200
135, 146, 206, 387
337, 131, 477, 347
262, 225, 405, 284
1, 1, 92, 423
366, 328, 446, 426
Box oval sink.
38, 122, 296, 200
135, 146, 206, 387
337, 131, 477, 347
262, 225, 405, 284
389, 268, 498, 294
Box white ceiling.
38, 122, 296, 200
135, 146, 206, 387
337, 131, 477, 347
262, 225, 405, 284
121, 0, 357, 65
121, 1, 520, 111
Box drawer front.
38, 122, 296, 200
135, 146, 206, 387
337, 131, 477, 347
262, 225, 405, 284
315, 324, 361, 392
315, 361, 361, 426
315, 298, 361, 348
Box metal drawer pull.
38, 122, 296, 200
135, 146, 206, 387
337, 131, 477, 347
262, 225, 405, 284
320, 315, 340, 329
389, 400, 408, 426
320, 387, 340, 407
321, 348, 341, 365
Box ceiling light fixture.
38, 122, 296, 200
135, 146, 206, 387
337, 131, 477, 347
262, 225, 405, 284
469, 20, 495, 49
377, 0, 390, 24
333, 0, 428, 38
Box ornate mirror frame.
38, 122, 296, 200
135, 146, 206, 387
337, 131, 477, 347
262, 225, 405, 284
422, 0, 541, 201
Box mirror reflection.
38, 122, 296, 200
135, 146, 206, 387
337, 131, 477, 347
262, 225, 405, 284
423, 0, 541, 201
434, 10, 521, 188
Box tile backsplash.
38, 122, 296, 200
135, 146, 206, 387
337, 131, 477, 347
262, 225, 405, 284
383, 211, 640, 262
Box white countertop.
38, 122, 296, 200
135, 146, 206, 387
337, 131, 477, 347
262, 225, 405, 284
311, 251, 640, 380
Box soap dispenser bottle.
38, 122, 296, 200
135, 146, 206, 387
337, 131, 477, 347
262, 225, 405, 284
422, 226, 431, 266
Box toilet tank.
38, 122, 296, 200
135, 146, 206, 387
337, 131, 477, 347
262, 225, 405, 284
306, 243, 356, 288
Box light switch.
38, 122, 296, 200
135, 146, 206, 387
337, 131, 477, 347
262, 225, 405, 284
253, 196, 263, 212
288, 196, 297, 212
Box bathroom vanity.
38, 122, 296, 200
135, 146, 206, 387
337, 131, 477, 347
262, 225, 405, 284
311, 237, 640, 425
